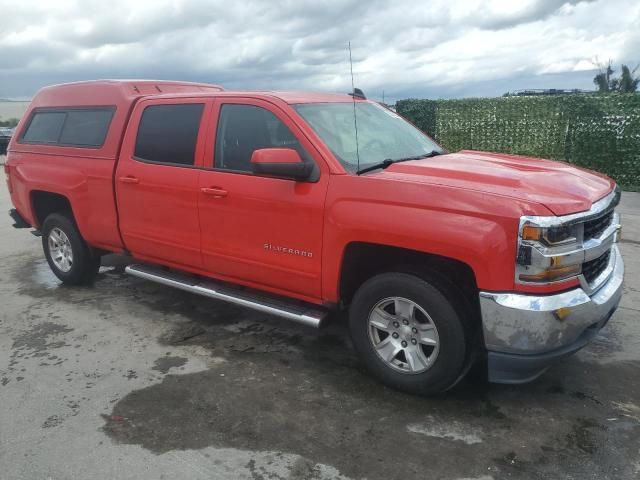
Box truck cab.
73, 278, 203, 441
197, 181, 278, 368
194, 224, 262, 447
5, 80, 624, 395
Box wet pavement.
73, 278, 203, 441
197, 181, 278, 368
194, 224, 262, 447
0, 184, 639, 479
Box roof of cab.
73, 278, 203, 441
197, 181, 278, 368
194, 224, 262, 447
258, 91, 363, 104
139, 90, 363, 105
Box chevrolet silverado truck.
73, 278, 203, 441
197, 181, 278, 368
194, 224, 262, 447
5, 80, 624, 395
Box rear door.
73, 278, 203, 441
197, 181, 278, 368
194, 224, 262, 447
116, 98, 211, 268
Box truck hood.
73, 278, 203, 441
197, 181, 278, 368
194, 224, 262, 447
382, 150, 615, 215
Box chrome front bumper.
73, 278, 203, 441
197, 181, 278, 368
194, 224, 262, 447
479, 244, 624, 383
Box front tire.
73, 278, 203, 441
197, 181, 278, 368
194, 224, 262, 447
42, 213, 100, 285
349, 272, 468, 395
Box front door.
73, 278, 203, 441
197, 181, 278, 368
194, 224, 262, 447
116, 99, 211, 268
198, 99, 329, 302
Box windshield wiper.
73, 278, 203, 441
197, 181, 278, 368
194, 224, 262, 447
356, 150, 442, 175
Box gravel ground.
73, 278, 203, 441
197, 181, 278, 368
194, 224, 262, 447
0, 179, 639, 480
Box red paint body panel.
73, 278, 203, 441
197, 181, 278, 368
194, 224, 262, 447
114, 96, 212, 268
385, 150, 615, 216
251, 148, 303, 165
322, 175, 529, 299
197, 97, 329, 299
8, 150, 123, 250
5, 80, 617, 307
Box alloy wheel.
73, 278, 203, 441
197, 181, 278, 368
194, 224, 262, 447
367, 296, 440, 374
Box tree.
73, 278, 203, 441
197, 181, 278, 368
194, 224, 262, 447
593, 59, 639, 93
593, 60, 615, 92
618, 64, 640, 93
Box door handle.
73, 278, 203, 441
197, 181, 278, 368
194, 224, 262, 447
201, 187, 228, 198
119, 176, 140, 184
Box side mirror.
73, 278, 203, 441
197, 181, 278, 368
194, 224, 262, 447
250, 148, 313, 181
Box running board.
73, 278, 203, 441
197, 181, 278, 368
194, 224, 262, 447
125, 264, 328, 328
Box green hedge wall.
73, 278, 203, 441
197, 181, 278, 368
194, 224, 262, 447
396, 94, 640, 190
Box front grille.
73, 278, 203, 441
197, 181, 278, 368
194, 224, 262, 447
583, 210, 614, 240
583, 249, 611, 284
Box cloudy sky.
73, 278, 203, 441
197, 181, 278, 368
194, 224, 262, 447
0, 0, 638, 101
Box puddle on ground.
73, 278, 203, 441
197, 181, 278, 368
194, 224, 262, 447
30, 259, 62, 290
101, 356, 640, 480
11, 321, 73, 354
9, 254, 640, 479
152, 355, 188, 374
580, 306, 640, 364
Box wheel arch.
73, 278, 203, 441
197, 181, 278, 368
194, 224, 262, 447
30, 190, 75, 228
338, 242, 481, 324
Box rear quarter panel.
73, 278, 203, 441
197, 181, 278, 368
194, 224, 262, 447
8, 150, 123, 251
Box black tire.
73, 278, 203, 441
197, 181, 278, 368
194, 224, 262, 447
349, 272, 468, 396
42, 213, 100, 285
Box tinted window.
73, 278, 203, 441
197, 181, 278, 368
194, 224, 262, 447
21, 108, 114, 147
134, 104, 204, 166
215, 104, 301, 172
59, 109, 114, 146
21, 111, 66, 144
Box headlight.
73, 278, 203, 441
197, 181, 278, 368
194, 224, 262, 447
516, 219, 584, 284
521, 223, 580, 246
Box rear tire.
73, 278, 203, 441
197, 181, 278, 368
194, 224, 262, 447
42, 213, 100, 285
349, 272, 468, 395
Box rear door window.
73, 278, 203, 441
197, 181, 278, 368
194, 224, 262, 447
134, 104, 204, 166
21, 108, 114, 147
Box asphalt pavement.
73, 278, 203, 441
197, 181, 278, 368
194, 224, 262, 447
1, 163, 639, 479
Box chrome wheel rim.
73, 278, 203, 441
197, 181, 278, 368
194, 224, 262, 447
48, 227, 73, 273
367, 297, 440, 374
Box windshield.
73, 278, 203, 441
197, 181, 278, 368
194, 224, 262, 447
294, 102, 443, 172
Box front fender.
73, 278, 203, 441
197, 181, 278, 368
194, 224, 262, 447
321, 175, 549, 302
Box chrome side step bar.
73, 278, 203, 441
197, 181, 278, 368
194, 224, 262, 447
125, 264, 328, 328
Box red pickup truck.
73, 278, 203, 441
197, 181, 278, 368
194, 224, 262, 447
5, 80, 624, 395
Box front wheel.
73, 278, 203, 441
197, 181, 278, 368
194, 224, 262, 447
349, 272, 468, 395
42, 213, 100, 285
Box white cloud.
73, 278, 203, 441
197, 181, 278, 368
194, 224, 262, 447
0, 0, 638, 99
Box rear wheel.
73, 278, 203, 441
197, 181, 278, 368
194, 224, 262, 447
42, 213, 100, 285
349, 272, 468, 395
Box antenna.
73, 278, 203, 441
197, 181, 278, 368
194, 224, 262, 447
348, 41, 361, 174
